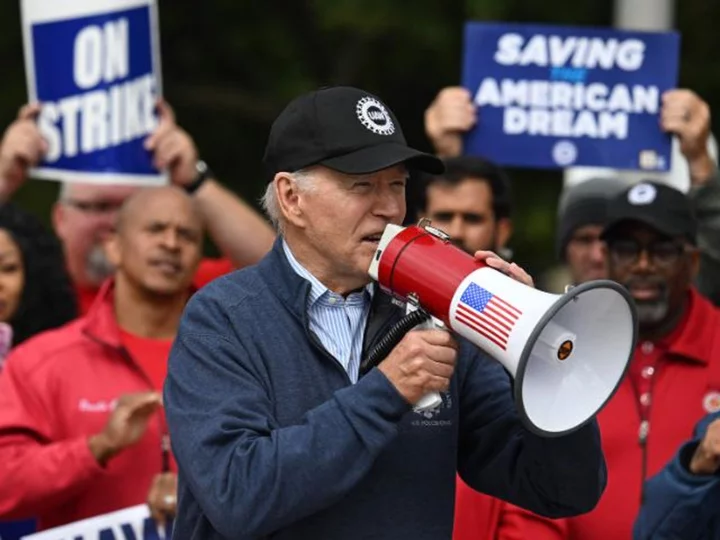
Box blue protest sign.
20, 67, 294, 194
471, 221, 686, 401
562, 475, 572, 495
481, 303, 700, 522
0, 519, 36, 540
461, 22, 681, 171
21, 505, 171, 540
20, 0, 166, 185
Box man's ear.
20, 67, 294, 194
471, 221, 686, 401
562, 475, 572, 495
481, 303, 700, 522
103, 232, 122, 268
51, 202, 68, 241
275, 173, 308, 229
495, 218, 513, 251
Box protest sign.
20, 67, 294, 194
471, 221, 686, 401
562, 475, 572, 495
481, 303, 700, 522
20, 0, 167, 185
461, 22, 680, 171
21, 505, 170, 540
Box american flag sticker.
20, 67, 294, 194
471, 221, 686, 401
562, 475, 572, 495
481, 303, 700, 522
456, 283, 522, 351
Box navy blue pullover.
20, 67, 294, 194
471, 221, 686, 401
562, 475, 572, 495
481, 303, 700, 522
164, 238, 607, 539
634, 412, 720, 539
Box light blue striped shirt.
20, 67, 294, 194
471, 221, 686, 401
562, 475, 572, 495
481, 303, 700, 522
282, 240, 374, 383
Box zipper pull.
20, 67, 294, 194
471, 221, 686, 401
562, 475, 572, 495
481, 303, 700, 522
638, 420, 650, 445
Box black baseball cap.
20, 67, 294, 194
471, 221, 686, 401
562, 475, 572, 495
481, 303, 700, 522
600, 181, 697, 244
263, 86, 444, 178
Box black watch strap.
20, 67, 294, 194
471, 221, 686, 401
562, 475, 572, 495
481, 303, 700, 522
185, 160, 212, 194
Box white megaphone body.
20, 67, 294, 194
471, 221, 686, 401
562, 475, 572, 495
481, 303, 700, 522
367, 220, 638, 437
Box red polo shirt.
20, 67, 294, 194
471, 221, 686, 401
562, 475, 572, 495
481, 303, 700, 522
0, 280, 179, 530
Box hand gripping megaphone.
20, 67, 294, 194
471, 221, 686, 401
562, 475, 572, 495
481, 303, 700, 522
366, 220, 638, 437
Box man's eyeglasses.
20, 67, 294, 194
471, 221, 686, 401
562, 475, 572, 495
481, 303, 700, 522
62, 199, 124, 214
608, 238, 688, 267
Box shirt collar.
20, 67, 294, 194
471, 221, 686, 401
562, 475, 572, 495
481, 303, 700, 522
281, 239, 374, 308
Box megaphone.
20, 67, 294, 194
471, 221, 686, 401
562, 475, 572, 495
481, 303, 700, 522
367, 220, 638, 437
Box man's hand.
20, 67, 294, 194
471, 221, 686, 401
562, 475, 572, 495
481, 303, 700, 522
0, 103, 48, 202
378, 329, 459, 405
147, 472, 178, 529
144, 99, 200, 188
424, 87, 476, 158
88, 391, 163, 466
689, 418, 720, 475
474, 250, 534, 288
661, 89, 714, 185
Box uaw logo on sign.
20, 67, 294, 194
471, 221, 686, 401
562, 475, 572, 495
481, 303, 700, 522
460, 22, 680, 171
21, 0, 166, 186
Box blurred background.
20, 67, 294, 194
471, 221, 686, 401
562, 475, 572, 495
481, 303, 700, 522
0, 0, 718, 279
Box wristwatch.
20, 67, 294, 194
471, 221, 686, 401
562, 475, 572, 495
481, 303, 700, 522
185, 160, 213, 194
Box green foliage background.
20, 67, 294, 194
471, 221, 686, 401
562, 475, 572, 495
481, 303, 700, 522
1, 0, 719, 278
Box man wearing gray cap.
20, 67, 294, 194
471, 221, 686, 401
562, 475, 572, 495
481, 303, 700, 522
163, 86, 609, 540
555, 177, 628, 286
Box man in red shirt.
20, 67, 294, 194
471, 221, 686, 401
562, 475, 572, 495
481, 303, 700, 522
0, 185, 202, 530
499, 181, 720, 539
0, 101, 276, 314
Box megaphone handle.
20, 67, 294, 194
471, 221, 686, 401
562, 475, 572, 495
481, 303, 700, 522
414, 390, 443, 412
409, 314, 443, 413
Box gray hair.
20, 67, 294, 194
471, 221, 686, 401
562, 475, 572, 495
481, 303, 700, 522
260, 169, 316, 234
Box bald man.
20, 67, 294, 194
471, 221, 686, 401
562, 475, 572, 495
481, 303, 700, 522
0, 186, 199, 532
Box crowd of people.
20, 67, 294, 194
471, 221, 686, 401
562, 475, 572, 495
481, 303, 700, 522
0, 73, 718, 540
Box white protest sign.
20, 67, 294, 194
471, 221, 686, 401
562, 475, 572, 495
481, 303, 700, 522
21, 505, 170, 540
20, 0, 167, 185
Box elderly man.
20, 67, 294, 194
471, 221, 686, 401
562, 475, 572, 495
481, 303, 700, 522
164, 86, 610, 539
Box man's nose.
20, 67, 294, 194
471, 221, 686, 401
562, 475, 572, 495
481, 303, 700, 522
632, 248, 655, 272
445, 216, 465, 241
372, 191, 403, 218
161, 229, 181, 250
589, 240, 606, 264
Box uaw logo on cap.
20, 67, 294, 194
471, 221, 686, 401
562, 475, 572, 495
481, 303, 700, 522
703, 391, 720, 414
356, 97, 395, 136
552, 140, 577, 167
628, 183, 657, 205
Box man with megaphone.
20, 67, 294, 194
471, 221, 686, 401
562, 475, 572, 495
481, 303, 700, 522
163, 85, 621, 540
